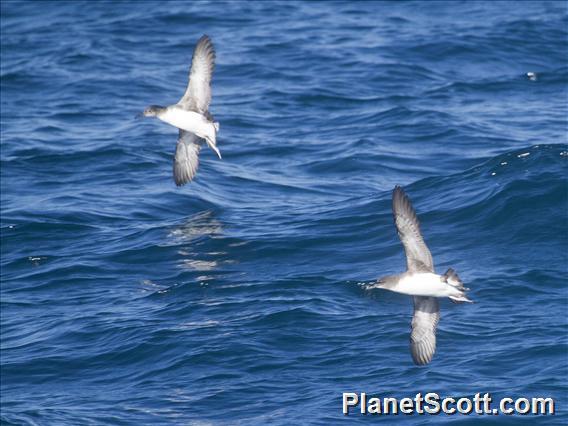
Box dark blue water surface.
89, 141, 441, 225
1, 1, 567, 424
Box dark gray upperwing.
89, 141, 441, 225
392, 186, 434, 273
178, 35, 215, 113
173, 130, 201, 186
410, 296, 439, 365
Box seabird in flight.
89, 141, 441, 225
143, 35, 220, 185
369, 186, 472, 365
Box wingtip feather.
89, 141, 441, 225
392, 185, 418, 223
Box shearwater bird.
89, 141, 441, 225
370, 186, 472, 365
143, 35, 220, 186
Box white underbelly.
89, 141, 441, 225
394, 273, 451, 297
159, 108, 216, 143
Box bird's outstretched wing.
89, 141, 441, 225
173, 130, 201, 186
392, 186, 434, 273
410, 296, 439, 365
178, 35, 215, 113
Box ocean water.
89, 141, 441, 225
1, 0, 567, 424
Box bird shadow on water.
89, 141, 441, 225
140, 209, 241, 297
168, 210, 223, 245
173, 210, 235, 275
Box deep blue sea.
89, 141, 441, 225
1, 1, 567, 424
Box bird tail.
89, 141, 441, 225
205, 138, 222, 159
443, 268, 465, 289
203, 120, 221, 159
443, 268, 473, 304
449, 294, 474, 304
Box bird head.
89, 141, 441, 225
142, 105, 164, 117
375, 275, 397, 289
